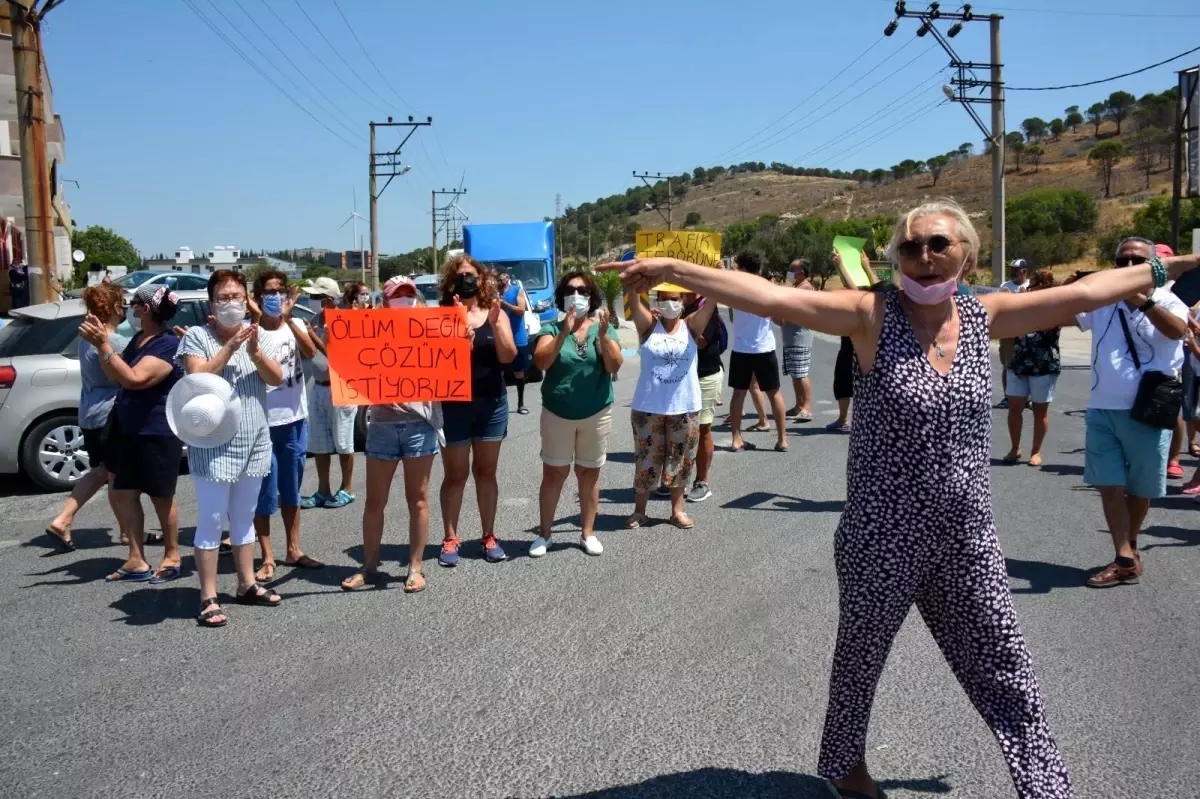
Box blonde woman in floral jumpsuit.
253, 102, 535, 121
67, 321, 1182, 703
600, 200, 1200, 799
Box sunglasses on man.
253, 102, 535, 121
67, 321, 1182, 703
1114, 256, 1148, 268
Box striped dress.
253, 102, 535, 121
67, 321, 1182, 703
177, 324, 273, 482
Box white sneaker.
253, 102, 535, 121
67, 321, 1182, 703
580, 535, 603, 556
529, 537, 551, 558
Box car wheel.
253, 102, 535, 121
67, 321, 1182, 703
22, 415, 90, 492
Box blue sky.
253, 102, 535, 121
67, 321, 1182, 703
43, 0, 1200, 257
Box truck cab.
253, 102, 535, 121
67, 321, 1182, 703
463, 221, 556, 322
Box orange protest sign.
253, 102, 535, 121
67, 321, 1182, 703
324, 307, 472, 406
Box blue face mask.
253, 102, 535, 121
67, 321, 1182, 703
261, 293, 283, 318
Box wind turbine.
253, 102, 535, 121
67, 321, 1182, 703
338, 187, 368, 280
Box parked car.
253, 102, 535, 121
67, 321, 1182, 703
0, 292, 364, 492
64, 270, 210, 300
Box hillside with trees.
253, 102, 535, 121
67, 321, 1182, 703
554, 85, 1191, 284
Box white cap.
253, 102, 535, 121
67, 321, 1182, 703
301, 276, 341, 299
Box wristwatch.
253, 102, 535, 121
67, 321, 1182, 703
1139, 298, 1157, 312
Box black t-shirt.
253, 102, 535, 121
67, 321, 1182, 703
686, 303, 723, 378
469, 320, 505, 399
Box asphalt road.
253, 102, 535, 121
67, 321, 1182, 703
1, 333, 1198, 799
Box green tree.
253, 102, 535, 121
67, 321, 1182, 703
241, 261, 271, 286
1086, 102, 1107, 136
1064, 105, 1083, 132
1088, 140, 1128, 197
592, 269, 623, 313
1105, 90, 1137, 134
958, 141, 974, 158
1049, 118, 1066, 140
302, 263, 338, 281
1006, 188, 1098, 266
1129, 129, 1164, 189
1021, 117, 1048, 142
70, 225, 140, 286
926, 155, 950, 186
1009, 139, 1026, 170
1026, 145, 1045, 173
684, 211, 702, 227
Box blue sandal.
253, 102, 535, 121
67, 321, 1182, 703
106, 568, 153, 582
149, 565, 182, 584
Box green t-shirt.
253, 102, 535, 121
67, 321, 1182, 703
538, 320, 619, 420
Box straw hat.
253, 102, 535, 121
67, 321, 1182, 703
166, 372, 242, 449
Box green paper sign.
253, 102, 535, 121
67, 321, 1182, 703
834, 235, 871, 289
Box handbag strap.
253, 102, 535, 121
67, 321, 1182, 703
1117, 308, 1143, 371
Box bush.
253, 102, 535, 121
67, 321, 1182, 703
592, 269, 624, 313
1005, 188, 1099, 266
684, 211, 702, 227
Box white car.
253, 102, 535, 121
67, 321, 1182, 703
65, 270, 211, 300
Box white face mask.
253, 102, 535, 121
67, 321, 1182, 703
657, 299, 683, 319
357, 293, 371, 306
566, 294, 590, 316
388, 296, 417, 309
126, 307, 142, 331
215, 300, 246, 328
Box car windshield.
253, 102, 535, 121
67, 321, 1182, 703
486, 260, 549, 291
115, 271, 157, 288
416, 282, 440, 303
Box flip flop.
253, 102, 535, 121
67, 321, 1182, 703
670, 514, 694, 530
341, 571, 381, 592
218, 540, 233, 555
625, 513, 648, 529
149, 565, 182, 584
774, 443, 789, 452
283, 555, 325, 569
404, 571, 426, 594
106, 568, 153, 583
44, 526, 75, 552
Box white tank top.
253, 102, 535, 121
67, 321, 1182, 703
732, 310, 776, 354
632, 320, 701, 415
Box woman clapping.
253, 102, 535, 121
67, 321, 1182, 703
529, 271, 623, 557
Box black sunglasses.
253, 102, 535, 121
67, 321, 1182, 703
1114, 256, 1148, 267
896, 235, 958, 258
563, 286, 588, 296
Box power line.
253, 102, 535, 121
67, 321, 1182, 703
863, 0, 1200, 18
791, 68, 949, 165
1007, 45, 1200, 91
815, 98, 950, 170
734, 43, 939, 162
329, 0, 412, 111
179, 0, 359, 150
257, 0, 380, 112
208, 0, 360, 141
230, 0, 361, 128
292, 0, 394, 111
704, 36, 887, 166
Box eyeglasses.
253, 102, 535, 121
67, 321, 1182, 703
896, 235, 959, 258
1115, 256, 1148, 268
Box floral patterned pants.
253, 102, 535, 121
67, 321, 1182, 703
818, 513, 1072, 797
630, 411, 699, 493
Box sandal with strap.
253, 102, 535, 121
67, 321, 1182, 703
196, 597, 227, 628
625, 512, 648, 529
236, 583, 281, 606
404, 570, 426, 594
341, 570, 380, 592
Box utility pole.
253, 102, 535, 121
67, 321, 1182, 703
633, 171, 674, 230
1172, 67, 1198, 251
9, 0, 63, 305
587, 211, 593, 262
885, 2, 1004, 286
369, 115, 431, 290
431, 187, 467, 272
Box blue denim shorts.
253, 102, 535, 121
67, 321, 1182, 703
256, 419, 308, 516
365, 420, 440, 461
1084, 408, 1170, 499
1005, 371, 1059, 404
442, 393, 509, 447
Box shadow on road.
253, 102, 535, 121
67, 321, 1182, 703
721, 491, 844, 514
1006, 558, 1091, 594
1033, 462, 1085, 478
23, 554, 124, 586
109, 585, 201, 626
539, 767, 952, 798
1139, 524, 1200, 551
0, 474, 58, 499
21, 527, 117, 554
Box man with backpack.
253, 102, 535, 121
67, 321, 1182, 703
683, 292, 726, 502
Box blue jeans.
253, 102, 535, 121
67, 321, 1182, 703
365, 420, 440, 460
442, 393, 509, 447
256, 419, 308, 516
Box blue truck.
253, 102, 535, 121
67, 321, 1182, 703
463, 221, 557, 323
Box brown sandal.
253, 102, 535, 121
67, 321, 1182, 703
625, 513, 648, 529
670, 513, 694, 530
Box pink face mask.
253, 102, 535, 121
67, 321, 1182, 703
899, 257, 967, 305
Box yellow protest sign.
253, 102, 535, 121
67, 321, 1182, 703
624, 230, 724, 318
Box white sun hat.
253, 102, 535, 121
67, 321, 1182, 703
166, 372, 242, 449
301, 276, 341, 298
